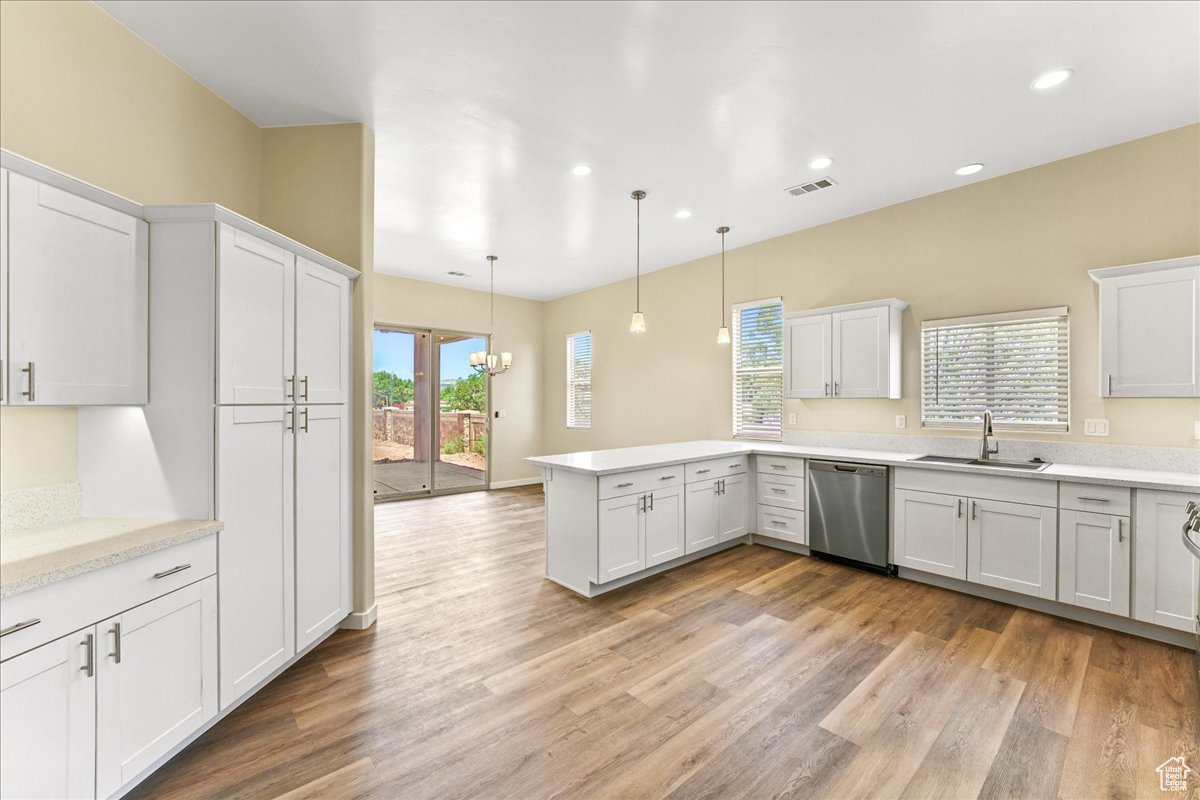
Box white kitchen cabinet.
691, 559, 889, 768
685, 480, 719, 554
1058, 510, 1130, 616
645, 486, 685, 567
716, 474, 750, 542
968, 498, 1057, 600
686, 476, 748, 553
1134, 489, 1200, 632
296, 257, 351, 404
295, 404, 352, 650
217, 406, 296, 708
2, 161, 148, 406
598, 493, 644, 583
784, 299, 906, 399
1, 168, 8, 405
894, 488, 967, 580
95, 578, 218, 799
217, 223, 296, 405
1093, 257, 1200, 397
784, 314, 832, 398
0, 631, 96, 800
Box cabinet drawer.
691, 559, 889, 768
1, 535, 216, 662
1059, 482, 1131, 516
757, 474, 804, 510
756, 455, 805, 477
686, 455, 748, 483
757, 505, 805, 544
598, 466, 683, 500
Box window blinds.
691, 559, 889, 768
921, 307, 1069, 432
732, 298, 784, 440
566, 331, 592, 429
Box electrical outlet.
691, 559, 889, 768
493, 409, 506, 419
787, 412, 797, 425
1084, 418, 1109, 436
895, 415, 906, 429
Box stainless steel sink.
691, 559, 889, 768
911, 455, 1051, 472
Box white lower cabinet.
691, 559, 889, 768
95, 578, 218, 799
716, 474, 750, 542
598, 494, 644, 583
893, 489, 967, 579
0, 631, 96, 800
685, 481, 719, 553
1058, 510, 1130, 615
967, 498, 1057, 600
645, 486, 685, 567
1134, 490, 1200, 632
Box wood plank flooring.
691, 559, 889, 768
128, 487, 1199, 800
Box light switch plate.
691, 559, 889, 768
895, 415, 906, 429
1084, 418, 1109, 436
787, 412, 797, 425
493, 409, 506, 419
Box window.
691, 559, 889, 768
732, 298, 784, 440
921, 307, 1069, 432
566, 331, 592, 429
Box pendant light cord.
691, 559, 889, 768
720, 229, 725, 325
635, 193, 641, 312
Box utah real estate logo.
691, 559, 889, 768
1157, 756, 1192, 792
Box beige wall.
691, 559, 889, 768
374, 275, 545, 485
543, 125, 1200, 456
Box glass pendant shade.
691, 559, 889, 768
716, 325, 731, 344
630, 311, 647, 334
629, 189, 647, 335
501, 352, 513, 368
716, 226, 731, 345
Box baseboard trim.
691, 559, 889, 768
340, 603, 378, 630
490, 477, 543, 489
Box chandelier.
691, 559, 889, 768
469, 255, 512, 376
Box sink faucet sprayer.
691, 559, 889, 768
979, 410, 1000, 461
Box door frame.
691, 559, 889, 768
373, 323, 492, 502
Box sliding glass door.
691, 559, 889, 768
373, 325, 489, 501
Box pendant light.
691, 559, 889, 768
469, 255, 512, 376
629, 189, 647, 334
716, 226, 731, 344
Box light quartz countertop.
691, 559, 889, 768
527, 439, 1200, 493
0, 517, 223, 598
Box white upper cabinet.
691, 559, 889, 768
2, 160, 148, 406
295, 256, 351, 404
217, 223, 295, 405
1093, 256, 1200, 397
784, 299, 906, 399
1, 169, 8, 406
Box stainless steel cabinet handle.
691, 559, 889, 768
824, 382, 830, 397
638, 495, 646, 512
615, 481, 634, 488
0, 618, 41, 638
286, 408, 295, 433
301, 375, 309, 401
81, 633, 95, 678
648, 493, 655, 511
971, 500, 977, 520
1107, 374, 1113, 395
153, 564, 191, 579
286, 374, 295, 399
302, 408, 309, 433
728, 464, 740, 469
1077, 496, 1111, 503
771, 464, 787, 470
21, 362, 34, 402
770, 519, 788, 526
659, 475, 675, 480
771, 487, 787, 493
834, 382, 839, 396
696, 469, 710, 474
957, 498, 963, 518
109, 622, 122, 664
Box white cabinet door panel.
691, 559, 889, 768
7, 172, 148, 405
0, 630, 96, 800
716, 474, 750, 542
216, 406, 295, 707
832, 306, 889, 398
784, 314, 832, 398
685, 480, 719, 554
893, 489, 966, 580
967, 499, 1056, 600
1058, 510, 1130, 616
1, 169, 8, 405
1100, 266, 1200, 397
95, 578, 218, 799
295, 405, 350, 649
645, 486, 685, 567
295, 257, 350, 404
598, 494, 644, 583
1134, 490, 1200, 632
217, 223, 295, 405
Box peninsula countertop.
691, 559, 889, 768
526, 440, 1200, 493
1, 517, 224, 598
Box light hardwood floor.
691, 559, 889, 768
129, 486, 1199, 800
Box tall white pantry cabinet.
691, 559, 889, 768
78, 205, 356, 711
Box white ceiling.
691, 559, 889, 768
98, 0, 1200, 301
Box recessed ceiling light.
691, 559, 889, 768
674, 209, 692, 219
808, 156, 834, 170
1031, 68, 1072, 91
571, 164, 592, 176
955, 163, 984, 176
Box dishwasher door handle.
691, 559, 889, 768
833, 465, 860, 473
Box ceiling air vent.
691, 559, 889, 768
785, 177, 837, 197
446, 270, 469, 277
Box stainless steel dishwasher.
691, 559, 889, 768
808, 460, 893, 574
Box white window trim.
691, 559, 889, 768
921, 306, 1070, 433
566, 330, 592, 430
731, 297, 784, 442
